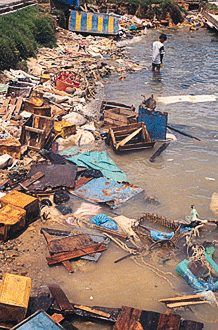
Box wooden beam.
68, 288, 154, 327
48, 285, 74, 313
74, 305, 110, 318
116, 127, 142, 150
46, 243, 107, 265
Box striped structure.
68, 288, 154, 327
69, 10, 119, 35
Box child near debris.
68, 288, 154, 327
151, 34, 167, 72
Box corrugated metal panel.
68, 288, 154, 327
72, 177, 143, 209
69, 10, 119, 35
138, 106, 168, 140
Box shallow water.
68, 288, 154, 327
53, 28, 218, 329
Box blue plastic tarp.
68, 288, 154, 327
150, 230, 174, 241
72, 177, 143, 209
67, 151, 127, 182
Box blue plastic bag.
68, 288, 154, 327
90, 214, 118, 230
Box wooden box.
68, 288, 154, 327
0, 138, 21, 159
54, 121, 76, 139
106, 122, 155, 152
20, 114, 54, 151
104, 107, 138, 127
0, 191, 40, 223
0, 273, 31, 324
33, 106, 51, 117
0, 205, 26, 241
23, 97, 44, 112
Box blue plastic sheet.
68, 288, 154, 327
150, 230, 174, 241
90, 214, 118, 230
67, 151, 127, 182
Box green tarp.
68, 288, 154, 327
67, 151, 127, 182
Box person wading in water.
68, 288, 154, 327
151, 34, 167, 73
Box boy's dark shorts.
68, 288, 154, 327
152, 63, 160, 69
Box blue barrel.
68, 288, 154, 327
69, 10, 119, 35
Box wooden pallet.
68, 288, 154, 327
0, 97, 23, 119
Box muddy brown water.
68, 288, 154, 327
52, 28, 218, 329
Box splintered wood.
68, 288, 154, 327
0, 97, 23, 119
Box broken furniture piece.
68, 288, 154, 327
0, 97, 23, 119
20, 114, 54, 151
106, 122, 155, 152
103, 103, 137, 126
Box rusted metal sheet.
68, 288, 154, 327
0, 190, 40, 223
0, 204, 26, 241
74, 176, 93, 190
46, 243, 107, 265
49, 285, 74, 314
72, 177, 143, 209
27, 164, 77, 190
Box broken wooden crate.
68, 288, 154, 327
106, 122, 155, 152
20, 114, 54, 151
100, 100, 136, 113
0, 204, 26, 241
0, 273, 31, 326
0, 137, 21, 159
104, 107, 138, 127
0, 190, 40, 223
0, 97, 23, 119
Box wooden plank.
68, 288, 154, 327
157, 313, 181, 330
181, 319, 204, 330
0, 99, 9, 115
46, 243, 107, 265
167, 300, 209, 308
24, 126, 45, 134
51, 313, 65, 323
90, 223, 128, 240
111, 123, 140, 133
113, 306, 142, 330
116, 127, 142, 150
0, 179, 9, 189
14, 172, 45, 191
48, 285, 74, 313
104, 111, 128, 124
27, 293, 53, 315
74, 304, 111, 318
3, 105, 16, 120
14, 97, 23, 115
62, 260, 74, 273
47, 234, 94, 254
109, 128, 116, 146
159, 294, 205, 304
149, 143, 170, 163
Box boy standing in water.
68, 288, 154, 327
152, 34, 167, 72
